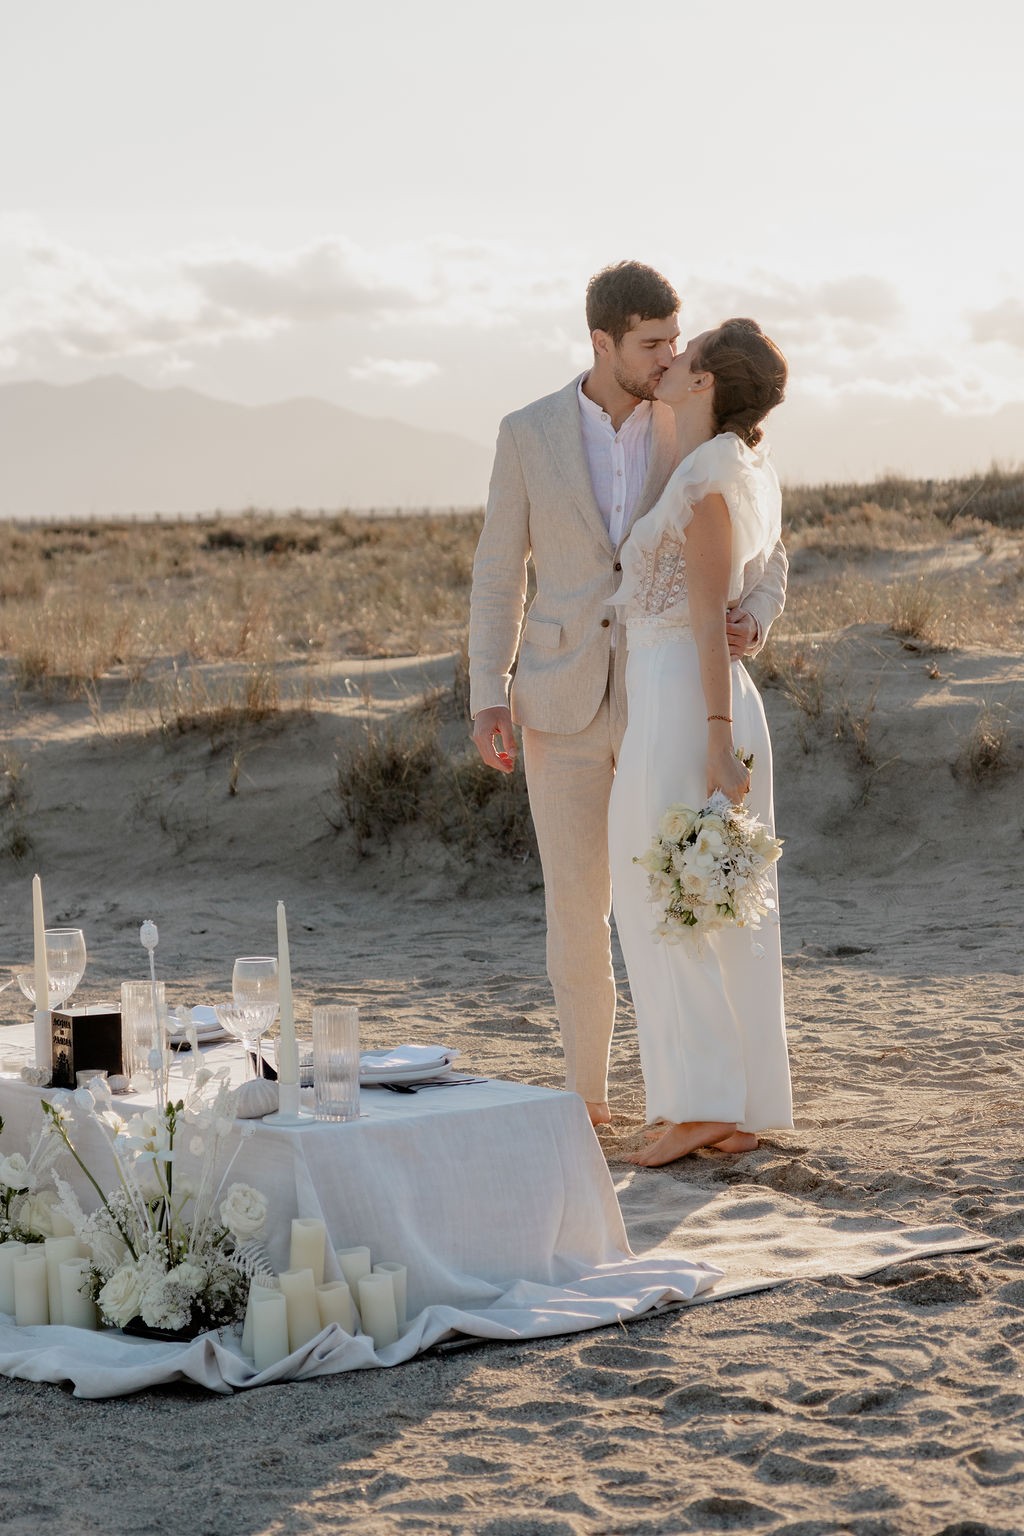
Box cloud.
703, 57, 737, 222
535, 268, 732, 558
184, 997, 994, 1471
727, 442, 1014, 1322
349, 357, 440, 387
969, 298, 1024, 350
184, 241, 421, 322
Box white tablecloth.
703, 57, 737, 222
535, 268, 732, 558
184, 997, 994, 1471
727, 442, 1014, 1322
0, 1033, 722, 1394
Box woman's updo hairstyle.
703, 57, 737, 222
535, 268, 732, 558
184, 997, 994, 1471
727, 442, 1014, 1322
695, 318, 787, 448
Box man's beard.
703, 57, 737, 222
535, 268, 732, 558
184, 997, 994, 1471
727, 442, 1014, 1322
612, 360, 661, 402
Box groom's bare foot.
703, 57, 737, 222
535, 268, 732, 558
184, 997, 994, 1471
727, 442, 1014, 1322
710, 1131, 759, 1153
586, 1100, 612, 1127
625, 1121, 738, 1167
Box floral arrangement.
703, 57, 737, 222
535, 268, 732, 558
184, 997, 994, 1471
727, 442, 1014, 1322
635, 789, 783, 950
0, 1113, 65, 1242
40, 1068, 270, 1336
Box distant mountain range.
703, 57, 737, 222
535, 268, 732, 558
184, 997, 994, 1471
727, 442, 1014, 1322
0, 376, 493, 518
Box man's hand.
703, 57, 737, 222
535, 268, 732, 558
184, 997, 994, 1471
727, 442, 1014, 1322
471, 706, 518, 773
726, 608, 759, 660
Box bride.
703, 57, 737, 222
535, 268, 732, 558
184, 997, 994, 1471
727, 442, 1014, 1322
608, 318, 794, 1167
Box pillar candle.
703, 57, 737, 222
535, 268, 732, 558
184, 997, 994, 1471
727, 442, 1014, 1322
14, 1250, 49, 1326
59, 1260, 97, 1330
358, 1272, 399, 1350
316, 1280, 358, 1335
336, 1245, 372, 1292
278, 1267, 322, 1352
275, 901, 299, 1088
0, 1241, 27, 1314
32, 874, 50, 1071
45, 1235, 84, 1325
373, 1261, 408, 1327
289, 1218, 327, 1286
241, 1281, 280, 1360
251, 1293, 290, 1373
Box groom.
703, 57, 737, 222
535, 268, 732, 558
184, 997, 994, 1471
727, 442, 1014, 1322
468, 261, 788, 1126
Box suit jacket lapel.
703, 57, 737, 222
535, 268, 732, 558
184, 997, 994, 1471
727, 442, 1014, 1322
541, 376, 613, 552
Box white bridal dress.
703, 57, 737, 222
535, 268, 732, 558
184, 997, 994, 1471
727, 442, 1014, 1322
608, 433, 793, 1131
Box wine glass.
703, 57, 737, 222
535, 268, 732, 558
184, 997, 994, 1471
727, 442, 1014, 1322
228, 956, 279, 1078
214, 1002, 277, 1080
15, 928, 87, 1010
232, 956, 279, 1011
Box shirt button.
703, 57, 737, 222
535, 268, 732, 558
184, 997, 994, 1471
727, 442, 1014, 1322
614, 561, 622, 571
600, 618, 611, 628
616, 469, 623, 477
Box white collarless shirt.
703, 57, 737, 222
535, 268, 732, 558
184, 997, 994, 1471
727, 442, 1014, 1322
577, 376, 653, 550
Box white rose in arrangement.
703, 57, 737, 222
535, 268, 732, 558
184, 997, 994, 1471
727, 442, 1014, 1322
98, 1263, 145, 1328
0, 1153, 32, 1191
219, 1183, 268, 1240
659, 805, 698, 843
17, 1189, 61, 1238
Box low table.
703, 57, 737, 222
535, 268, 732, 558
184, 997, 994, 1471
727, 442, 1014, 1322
0, 1025, 722, 1393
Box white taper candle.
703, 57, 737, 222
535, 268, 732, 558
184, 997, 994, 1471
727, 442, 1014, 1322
276, 901, 299, 1088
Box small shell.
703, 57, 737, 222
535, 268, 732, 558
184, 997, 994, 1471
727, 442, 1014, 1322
232, 1077, 280, 1119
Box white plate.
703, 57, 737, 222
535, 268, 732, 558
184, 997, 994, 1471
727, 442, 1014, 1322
359, 1060, 459, 1086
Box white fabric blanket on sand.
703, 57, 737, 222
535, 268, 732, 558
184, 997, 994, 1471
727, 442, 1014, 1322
0, 1171, 986, 1398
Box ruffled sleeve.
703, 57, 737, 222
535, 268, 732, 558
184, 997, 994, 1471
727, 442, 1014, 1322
611, 433, 781, 612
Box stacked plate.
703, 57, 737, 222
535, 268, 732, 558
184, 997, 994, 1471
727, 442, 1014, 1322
166, 1006, 233, 1048
359, 1044, 459, 1086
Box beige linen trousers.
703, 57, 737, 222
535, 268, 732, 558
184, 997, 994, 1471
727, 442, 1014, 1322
469, 375, 788, 1104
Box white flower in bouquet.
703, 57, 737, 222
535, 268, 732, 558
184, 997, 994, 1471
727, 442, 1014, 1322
635, 785, 783, 951
15, 1189, 63, 1239
0, 1152, 32, 1192
219, 1183, 268, 1241
98, 1263, 146, 1329
39, 1070, 268, 1337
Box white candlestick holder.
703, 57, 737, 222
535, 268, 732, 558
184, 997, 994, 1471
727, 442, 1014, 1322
262, 1080, 314, 1127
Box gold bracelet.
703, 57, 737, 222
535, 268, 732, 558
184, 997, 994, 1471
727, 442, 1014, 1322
707, 714, 732, 723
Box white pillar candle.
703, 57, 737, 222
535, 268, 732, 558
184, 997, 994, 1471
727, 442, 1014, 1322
316, 1280, 358, 1335
289, 1218, 327, 1286
14, 1250, 49, 1326
373, 1262, 408, 1327
275, 901, 299, 1088
0, 1241, 27, 1314
45, 1235, 83, 1325
240, 1281, 280, 1360
358, 1272, 399, 1350
278, 1267, 323, 1352
251, 1293, 290, 1373
48, 1209, 76, 1239
336, 1245, 372, 1292
59, 1260, 97, 1330
32, 874, 50, 1071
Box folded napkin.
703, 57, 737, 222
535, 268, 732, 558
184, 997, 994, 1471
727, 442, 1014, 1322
360, 1045, 457, 1075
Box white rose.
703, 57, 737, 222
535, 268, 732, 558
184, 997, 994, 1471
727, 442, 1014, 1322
17, 1189, 61, 1238
98, 1263, 145, 1328
219, 1183, 268, 1240
659, 805, 697, 843
0, 1153, 31, 1191
167, 1260, 207, 1292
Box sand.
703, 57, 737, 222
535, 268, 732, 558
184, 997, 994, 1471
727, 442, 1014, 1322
1, 625, 1022, 1535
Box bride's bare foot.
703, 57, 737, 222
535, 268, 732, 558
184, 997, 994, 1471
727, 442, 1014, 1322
625, 1121, 738, 1167
710, 1131, 759, 1153
586, 1100, 612, 1128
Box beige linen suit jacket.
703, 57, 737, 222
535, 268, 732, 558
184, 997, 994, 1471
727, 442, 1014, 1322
469, 374, 788, 743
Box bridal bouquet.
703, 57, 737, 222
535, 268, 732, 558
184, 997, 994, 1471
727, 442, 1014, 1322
40, 1068, 270, 1337
635, 789, 783, 950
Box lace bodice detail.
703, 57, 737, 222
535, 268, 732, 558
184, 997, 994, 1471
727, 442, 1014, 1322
610, 434, 781, 646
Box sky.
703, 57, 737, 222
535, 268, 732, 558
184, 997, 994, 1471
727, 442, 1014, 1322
1, 0, 1022, 484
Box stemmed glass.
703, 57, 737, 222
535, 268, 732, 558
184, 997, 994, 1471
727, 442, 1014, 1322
215, 956, 279, 1080
15, 928, 87, 1011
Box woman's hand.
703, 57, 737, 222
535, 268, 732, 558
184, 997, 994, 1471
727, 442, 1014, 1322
708, 744, 750, 804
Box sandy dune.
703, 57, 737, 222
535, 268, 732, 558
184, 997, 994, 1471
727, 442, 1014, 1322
1, 624, 1022, 1535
